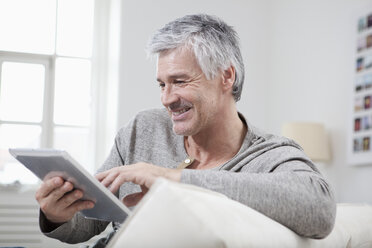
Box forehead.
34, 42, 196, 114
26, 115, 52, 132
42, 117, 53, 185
156, 47, 202, 80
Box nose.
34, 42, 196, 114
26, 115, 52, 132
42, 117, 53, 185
161, 84, 179, 107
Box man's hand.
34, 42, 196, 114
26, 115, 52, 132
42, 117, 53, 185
35, 177, 95, 224
95, 163, 182, 207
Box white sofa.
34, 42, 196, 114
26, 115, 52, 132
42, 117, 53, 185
107, 179, 372, 248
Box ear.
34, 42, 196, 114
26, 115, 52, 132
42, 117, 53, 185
221, 66, 235, 92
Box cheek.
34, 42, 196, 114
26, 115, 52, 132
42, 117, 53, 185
200, 90, 218, 107
160, 91, 166, 104
181, 83, 219, 109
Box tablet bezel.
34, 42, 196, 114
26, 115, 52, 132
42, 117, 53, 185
9, 148, 131, 223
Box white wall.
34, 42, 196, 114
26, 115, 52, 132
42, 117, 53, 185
266, 0, 372, 203
116, 0, 372, 204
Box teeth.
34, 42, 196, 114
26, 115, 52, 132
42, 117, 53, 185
172, 108, 189, 115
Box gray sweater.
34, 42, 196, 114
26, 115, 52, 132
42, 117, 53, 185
41, 108, 336, 243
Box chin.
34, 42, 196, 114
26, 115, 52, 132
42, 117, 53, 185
173, 127, 190, 136
172, 124, 195, 136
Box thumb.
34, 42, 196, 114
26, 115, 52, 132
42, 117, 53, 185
122, 192, 146, 207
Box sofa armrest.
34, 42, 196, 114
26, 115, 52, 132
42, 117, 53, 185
107, 179, 369, 248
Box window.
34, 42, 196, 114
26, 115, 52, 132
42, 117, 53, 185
0, 0, 101, 184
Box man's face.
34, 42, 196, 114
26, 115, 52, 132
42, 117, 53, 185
156, 47, 224, 136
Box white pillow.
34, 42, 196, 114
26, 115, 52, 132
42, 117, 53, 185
107, 179, 356, 248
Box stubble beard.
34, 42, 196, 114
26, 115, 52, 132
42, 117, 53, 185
172, 121, 194, 136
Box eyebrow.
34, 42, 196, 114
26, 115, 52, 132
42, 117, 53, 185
156, 73, 190, 83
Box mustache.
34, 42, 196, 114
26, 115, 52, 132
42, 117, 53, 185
168, 99, 193, 111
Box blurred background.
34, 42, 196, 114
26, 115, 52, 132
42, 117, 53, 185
0, 0, 372, 246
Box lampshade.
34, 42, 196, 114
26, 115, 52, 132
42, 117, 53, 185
281, 122, 331, 162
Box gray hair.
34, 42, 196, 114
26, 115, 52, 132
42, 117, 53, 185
147, 14, 245, 102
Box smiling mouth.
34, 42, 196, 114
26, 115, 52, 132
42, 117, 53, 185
172, 107, 191, 116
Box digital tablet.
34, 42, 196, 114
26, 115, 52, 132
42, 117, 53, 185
9, 148, 131, 223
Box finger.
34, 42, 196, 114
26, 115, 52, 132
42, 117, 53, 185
55, 189, 85, 209
67, 199, 95, 213
109, 173, 131, 193
95, 171, 109, 181
35, 177, 64, 200
140, 185, 149, 194
95, 166, 122, 182
40, 189, 91, 223
46, 200, 95, 224
101, 173, 118, 188
122, 192, 145, 207
46, 181, 75, 203
97, 168, 121, 187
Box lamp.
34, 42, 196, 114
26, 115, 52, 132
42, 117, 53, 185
281, 122, 331, 162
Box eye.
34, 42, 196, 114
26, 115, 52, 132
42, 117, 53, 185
174, 80, 185, 85
158, 82, 165, 88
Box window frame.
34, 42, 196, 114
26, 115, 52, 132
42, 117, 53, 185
0, 51, 55, 149
0, 0, 119, 183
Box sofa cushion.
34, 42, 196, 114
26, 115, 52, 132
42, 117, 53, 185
335, 203, 372, 248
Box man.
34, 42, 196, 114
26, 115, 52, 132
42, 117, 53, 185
35, 14, 336, 245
